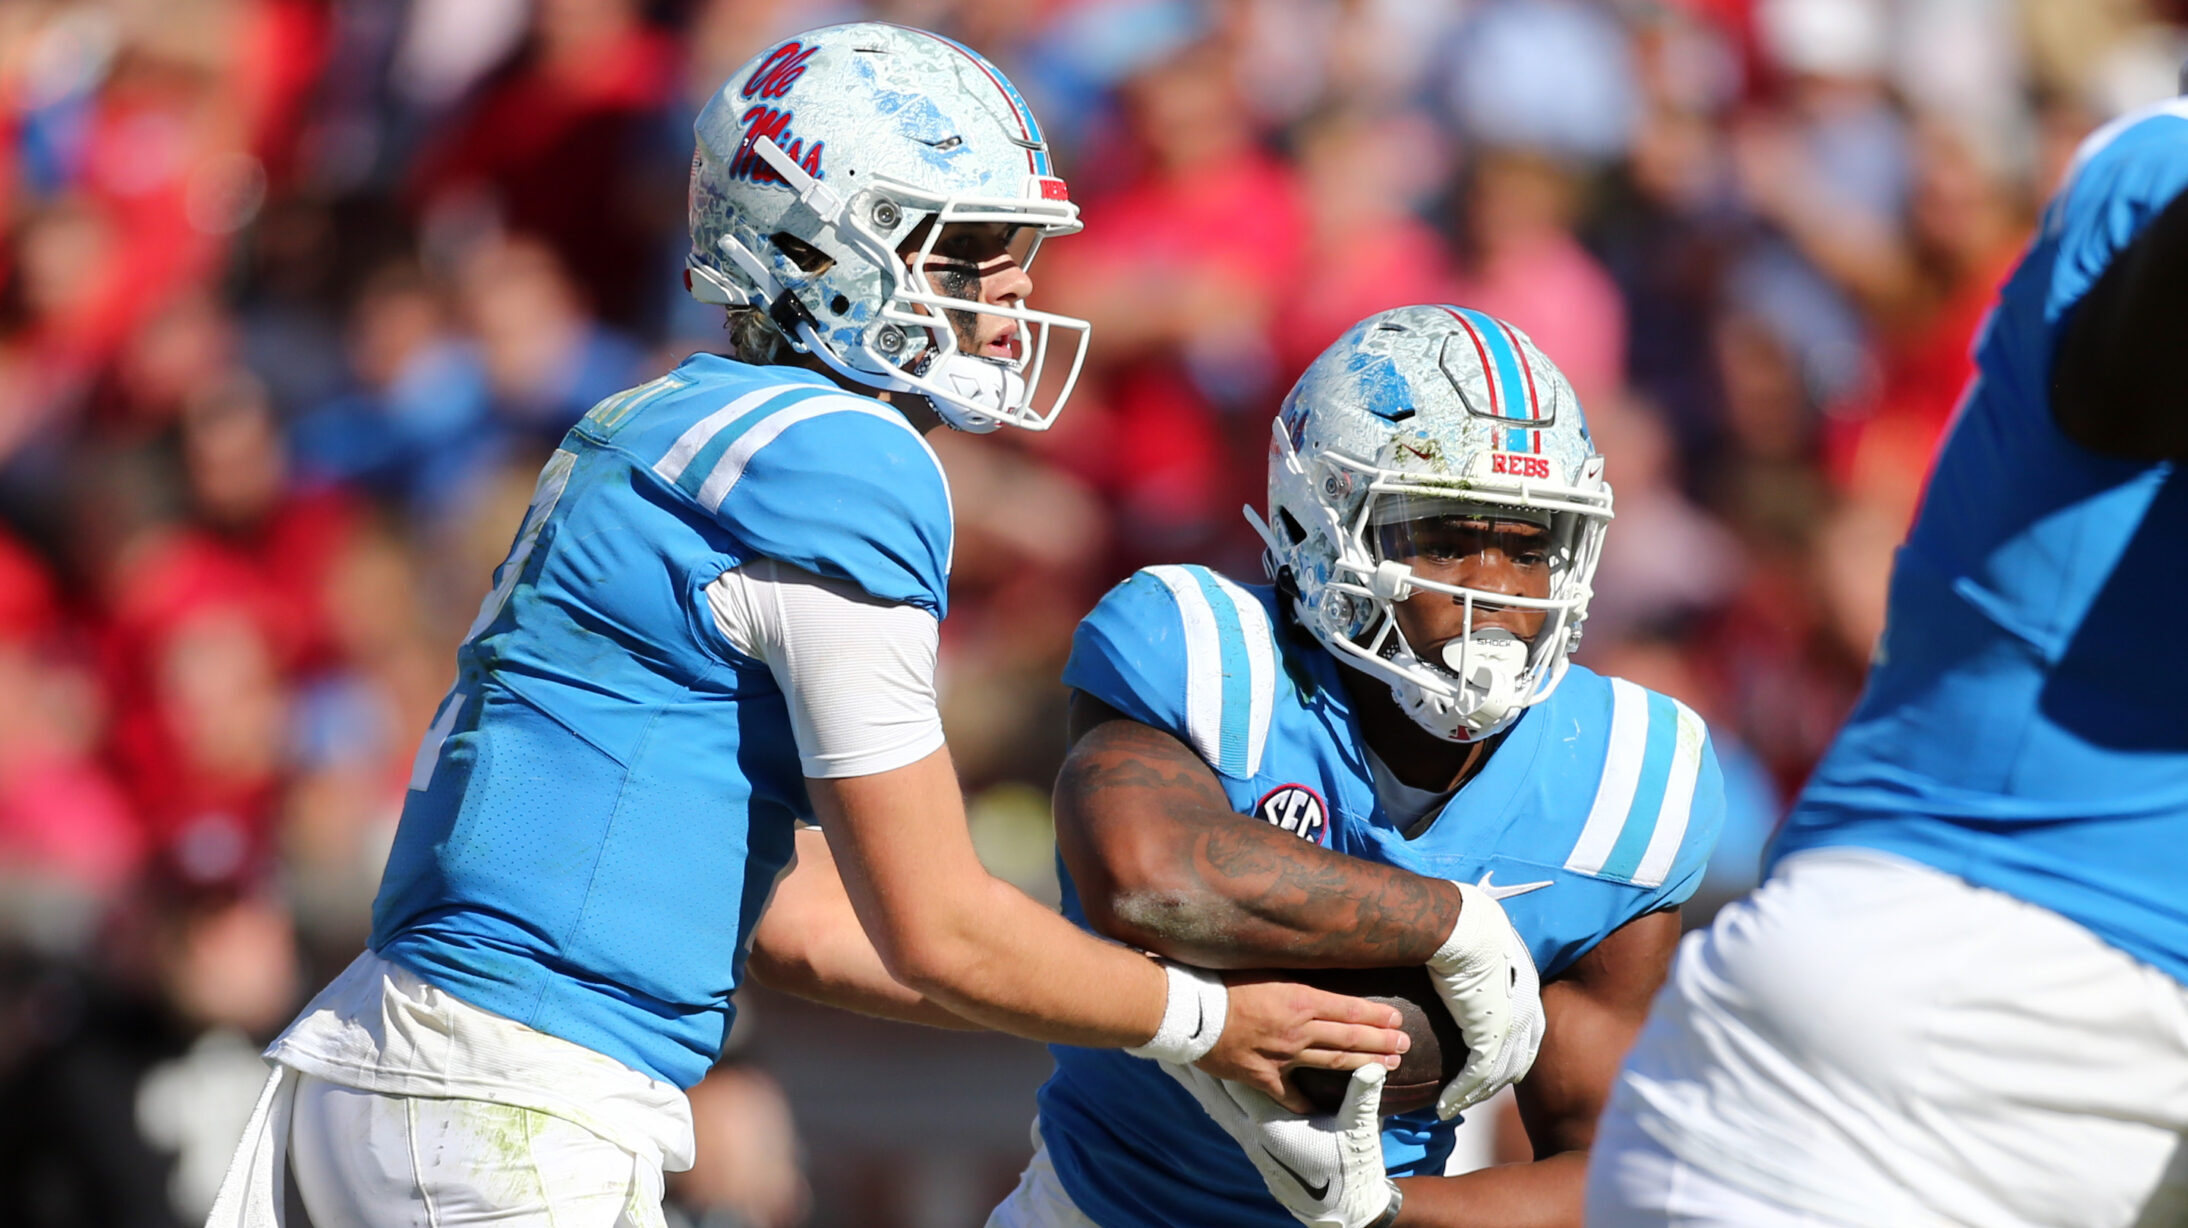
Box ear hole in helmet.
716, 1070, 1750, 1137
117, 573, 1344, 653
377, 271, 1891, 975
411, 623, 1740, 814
1277, 508, 1307, 545
770, 232, 834, 275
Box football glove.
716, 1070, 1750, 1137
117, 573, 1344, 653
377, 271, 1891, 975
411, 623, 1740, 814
1427, 880, 1545, 1118
1162, 1060, 1402, 1228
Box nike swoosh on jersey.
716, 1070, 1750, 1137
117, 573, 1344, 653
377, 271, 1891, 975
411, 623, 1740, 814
1478, 871, 1554, 900
1263, 1148, 1330, 1201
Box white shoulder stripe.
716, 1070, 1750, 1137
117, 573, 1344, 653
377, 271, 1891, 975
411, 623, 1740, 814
1565, 677, 1648, 877
659, 390, 955, 575
692, 395, 920, 511
1143, 566, 1278, 778
1145, 566, 1227, 772
1206, 570, 1277, 778
1632, 699, 1705, 889
653, 385, 800, 486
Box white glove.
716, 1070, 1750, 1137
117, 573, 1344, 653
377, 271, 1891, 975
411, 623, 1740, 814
1427, 880, 1545, 1119
1162, 1061, 1402, 1228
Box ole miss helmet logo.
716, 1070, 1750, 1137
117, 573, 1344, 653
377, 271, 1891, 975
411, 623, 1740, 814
744, 42, 818, 100
1256, 784, 1329, 845
730, 42, 826, 184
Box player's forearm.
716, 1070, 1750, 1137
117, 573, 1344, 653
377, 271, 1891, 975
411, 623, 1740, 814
1056, 725, 1462, 969
1135, 816, 1462, 969
746, 941, 980, 1029
1391, 1151, 1585, 1228
811, 753, 1172, 1049
883, 870, 1174, 1047
746, 829, 981, 1029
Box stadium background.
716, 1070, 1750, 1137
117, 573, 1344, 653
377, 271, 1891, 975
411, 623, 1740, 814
0, 0, 2180, 1223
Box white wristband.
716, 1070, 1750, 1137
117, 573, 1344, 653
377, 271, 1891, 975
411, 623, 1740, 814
1124, 959, 1228, 1064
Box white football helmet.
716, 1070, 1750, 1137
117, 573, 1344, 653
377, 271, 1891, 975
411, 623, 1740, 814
687, 23, 1090, 432
1252, 305, 1614, 742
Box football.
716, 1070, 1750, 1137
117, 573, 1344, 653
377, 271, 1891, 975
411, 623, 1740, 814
1276, 966, 1466, 1116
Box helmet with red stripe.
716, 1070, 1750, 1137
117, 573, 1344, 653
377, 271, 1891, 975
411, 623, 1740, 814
1253, 305, 1614, 741
687, 23, 1089, 432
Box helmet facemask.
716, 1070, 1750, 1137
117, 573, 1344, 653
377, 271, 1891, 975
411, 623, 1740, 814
1360, 491, 1595, 741
1256, 416, 1612, 743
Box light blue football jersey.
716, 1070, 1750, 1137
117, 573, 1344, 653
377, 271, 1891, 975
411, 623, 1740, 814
370, 352, 953, 1089
1772, 101, 2188, 986
1038, 565, 1725, 1227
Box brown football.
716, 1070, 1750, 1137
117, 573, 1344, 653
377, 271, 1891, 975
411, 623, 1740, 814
1270, 965, 1466, 1116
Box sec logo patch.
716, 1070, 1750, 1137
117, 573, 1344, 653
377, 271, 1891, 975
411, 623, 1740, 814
1255, 784, 1328, 844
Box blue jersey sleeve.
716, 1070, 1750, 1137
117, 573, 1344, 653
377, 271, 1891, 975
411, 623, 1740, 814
2047, 103, 2188, 328
677, 393, 954, 616
1062, 566, 1283, 780
1064, 570, 1196, 743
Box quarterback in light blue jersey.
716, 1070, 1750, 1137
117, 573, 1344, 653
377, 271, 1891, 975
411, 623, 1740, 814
1589, 100, 2188, 1226
208, 24, 1414, 1228
988, 306, 1726, 1228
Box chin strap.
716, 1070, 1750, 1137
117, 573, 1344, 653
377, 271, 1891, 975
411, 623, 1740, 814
923, 351, 1020, 433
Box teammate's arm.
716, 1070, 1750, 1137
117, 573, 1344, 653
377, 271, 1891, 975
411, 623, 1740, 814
1054, 693, 1464, 969
746, 827, 978, 1029
1388, 908, 1680, 1227
2052, 184, 2188, 461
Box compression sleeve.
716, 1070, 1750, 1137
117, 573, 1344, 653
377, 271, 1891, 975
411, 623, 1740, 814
706, 558, 946, 779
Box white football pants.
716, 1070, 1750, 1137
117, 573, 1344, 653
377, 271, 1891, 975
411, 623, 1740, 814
1588, 848, 2188, 1228
288, 1075, 667, 1228
985, 1123, 1104, 1228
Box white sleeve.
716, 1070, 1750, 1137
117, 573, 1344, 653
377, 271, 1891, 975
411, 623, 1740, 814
705, 557, 946, 779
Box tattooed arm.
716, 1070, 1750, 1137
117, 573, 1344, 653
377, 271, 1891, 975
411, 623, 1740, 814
1053, 691, 1464, 969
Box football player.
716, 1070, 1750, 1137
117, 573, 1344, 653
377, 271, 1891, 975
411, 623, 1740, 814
985, 304, 1727, 1228
206, 24, 1420, 1227
1585, 99, 2188, 1226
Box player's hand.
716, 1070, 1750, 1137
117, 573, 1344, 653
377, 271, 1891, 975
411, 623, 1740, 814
1195, 977, 1407, 1113
1426, 880, 1544, 1118
1162, 1060, 1401, 1228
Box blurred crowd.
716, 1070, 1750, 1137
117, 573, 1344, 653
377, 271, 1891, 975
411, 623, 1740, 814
2, 0, 2184, 1224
